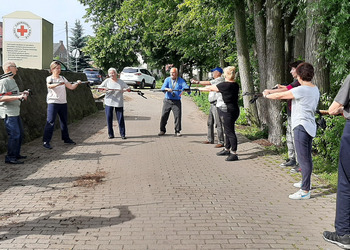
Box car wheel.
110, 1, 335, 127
151, 81, 156, 89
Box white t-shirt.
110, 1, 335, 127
290, 85, 320, 137
208, 76, 224, 103
46, 75, 69, 104
98, 78, 129, 107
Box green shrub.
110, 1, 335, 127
313, 115, 344, 174
236, 107, 248, 125
191, 92, 210, 115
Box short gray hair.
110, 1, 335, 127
108, 68, 117, 74
3, 61, 15, 71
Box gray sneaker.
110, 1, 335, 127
280, 159, 296, 167
323, 231, 350, 249
290, 165, 301, 173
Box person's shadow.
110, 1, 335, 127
0, 205, 135, 241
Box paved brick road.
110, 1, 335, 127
0, 91, 339, 249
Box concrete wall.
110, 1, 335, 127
0, 67, 98, 153
42, 19, 53, 69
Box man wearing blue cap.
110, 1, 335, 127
191, 67, 225, 148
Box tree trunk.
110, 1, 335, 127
305, 0, 330, 94
219, 49, 225, 69
293, 28, 306, 60
284, 14, 293, 84
250, 0, 269, 127
234, 1, 260, 126
265, 0, 284, 145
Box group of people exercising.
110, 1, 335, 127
1, 60, 350, 248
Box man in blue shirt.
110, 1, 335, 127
158, 67, 189, 137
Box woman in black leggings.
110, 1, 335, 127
199, 66, 240, 161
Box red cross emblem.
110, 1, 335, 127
13, 21, 32, 40
17, 25, 28, 36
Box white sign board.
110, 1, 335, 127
3, 18, 41, 43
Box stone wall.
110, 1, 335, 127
0, 67, 98, 153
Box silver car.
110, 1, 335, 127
120, 67, 156, 89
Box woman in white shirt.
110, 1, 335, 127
43, 61, 81, 149
98, 68, 130, 139
264, 62, 320, 200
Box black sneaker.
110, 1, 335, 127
225, 154, 238, 161
64, 139, 76, 145
323, 231, 350, 249
280, 159, 296, 167
43, 142, 52, 149
216, 149, 230, 156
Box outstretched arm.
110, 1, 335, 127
264, 90, 294, 100
198, 85, 219, 92
328, 101, 344, 115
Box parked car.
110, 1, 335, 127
83, 68, 106, 85
120, 67, 156, 89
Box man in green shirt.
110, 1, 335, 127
0, 61, 28, 164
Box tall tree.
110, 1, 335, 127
234, 1, 259, 126
69, 20, 90, 72
265, 0, 284, 145
79, 0, 138, 71
248, 0, 269, 127
304, 0, 330, 94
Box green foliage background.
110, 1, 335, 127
78, 0, 350, 187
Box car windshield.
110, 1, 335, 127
123, 68, 138, 73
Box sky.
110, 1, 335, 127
0, 0, 94, 45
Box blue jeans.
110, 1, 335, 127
43, 103, 70, 143
335, 120, 350, 236
293, 125, 313, 191
4, 115, 24, 162
105, 105, 125, 137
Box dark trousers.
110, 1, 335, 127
218, 109, 239, 152
4, 115, 24, 162
335, 120, 350, 236
160, 99, 182, 133
105, 105, 125, 137
293, 125, 313, 191
43, 103, 70, 143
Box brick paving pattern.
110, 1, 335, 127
0, 91, 339, 249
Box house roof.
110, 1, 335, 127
4, 11, 44, 20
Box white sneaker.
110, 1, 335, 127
175, 132, 182, 137
293, 181, 312, 189
293, 181, 302, 188
289, 189, 311, 200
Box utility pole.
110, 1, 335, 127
66, 21, 69, 67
